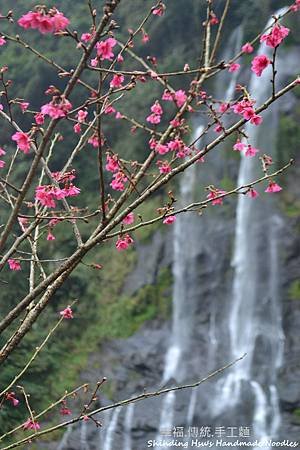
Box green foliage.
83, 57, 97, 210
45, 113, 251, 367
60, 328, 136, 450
288, 280, 300, 301
278, 104, 300, 163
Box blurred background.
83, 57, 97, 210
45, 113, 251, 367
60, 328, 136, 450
0, 1, 299, 449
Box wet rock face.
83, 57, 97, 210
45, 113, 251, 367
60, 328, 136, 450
37, 191, 300, 450
38, 57, 300, 450
278, 179, 300, 441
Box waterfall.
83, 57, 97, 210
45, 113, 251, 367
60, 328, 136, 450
103, 407, 121, 450
57, 424, 74, 450
123, 403, 135, 450
211, 7, 288, 446
80, 420, 90, 450
156, 124, 201, 441
156, 24, 244, 444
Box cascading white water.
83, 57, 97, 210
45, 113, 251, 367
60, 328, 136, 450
123, 403, 135, 450
211, 8, 288, 447
57, 424, 74, 450
103, 407, 121, 450
156, 124, 201, 441
80, 420, 90, 450
156, 25, 244, 444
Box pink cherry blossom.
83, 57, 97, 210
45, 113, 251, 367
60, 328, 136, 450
250, 114, 263, 126
6, 392, 19, 407
242, 42, 254, 53
228, 63, 240, 73
117, 54, 124, 63
245, 145, 259, 157
170, 118, 182, 127
155, 143, 169, 155
242, 107, 255, 120
60, 306, 73, 319
232, 98, 254, 115
233, 140, 246, 152
0, 147, 5, 156
116, 238, 129, 251
122, 212, 134, 225
167, 139, 182, 152
104, 105, 116, 115
37, 15, 54, 33
151, 101, 163, 115
73, 123, 81, 134
18, 10, 69, 34
11, 132, 31, 154
110, 74, 124, 88
290, 0, 300, 11
219, 103, 230, 113
18, 102, 28, 112
35, 182, 79, 208
0, 160, 5, 168
247, 188, 259, 198
209, 12, 219, 25
214, 124, 223, 133
146, 113, 161, 124
88, 134, 103, 147
23, 418, 40, 431
260, 23, 290, 48
149, 137, 157, 149
41, 97, 72, 119
91, 57, 98, 67
162, 90, 173, 101
157, 160, 171, 174
152, 4, 165, 16
174, 89, 187, 107
265, 181, 282, 193
35, 186, 57, 208
163, 215, 176, 225
8, 259, 21, 271
64, 184, 81, 197
251, 55, 270, 77
232, 98, 261, 123
47, 231, 55, 241
110, 171, 127, 191
77, 109, 88, 123
81, 33, 92, 42
0, 36, 6, 46
96, 37, 116, 61
34, 112, 45, 125
106, 154, 120, 172
18, 11, 51, 33
207, 189, 227, 206
51, 11, 70, 32
115, 111, 123, 119
116, 234, 134, 251
142, 31, 149, 43
60, 406, 72, 416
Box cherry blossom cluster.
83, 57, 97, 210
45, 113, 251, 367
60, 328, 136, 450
116, 234, 134, 251
251, 22, 290, 77
41, 96, 72, 119
233, 140, 259, 158
232, 98, 262, 125
35, 171, 80, 208
11, 131, 31, 154
18, 8, 69, 34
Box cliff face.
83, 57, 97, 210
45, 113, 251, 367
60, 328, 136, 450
40, 110, 300, 450
43, 174, 299, 450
